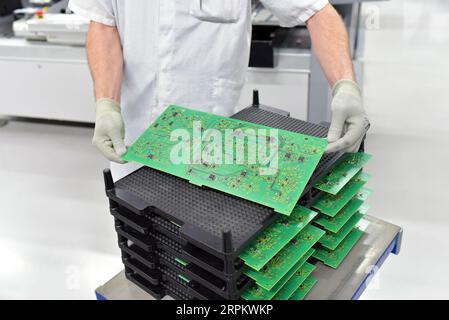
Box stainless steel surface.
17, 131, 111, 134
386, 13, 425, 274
95, 215, 401, 301
96, 271, 172, 301
306, 215, 401, 300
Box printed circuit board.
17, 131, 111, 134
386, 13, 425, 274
123, 106, 328, 215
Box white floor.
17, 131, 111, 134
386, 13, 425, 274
0, 122, 123, 299
360, 0, 449, 299
1, 0, 448, 300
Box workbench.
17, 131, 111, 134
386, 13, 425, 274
95, 215, 402, 300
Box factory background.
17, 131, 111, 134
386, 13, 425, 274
0, 0, 448, 300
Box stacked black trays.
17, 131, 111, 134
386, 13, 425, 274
105, 102, 345, 300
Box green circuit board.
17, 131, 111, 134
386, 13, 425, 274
241, 282, 277, 300
355, 187, 373, 202
265, 249, 315, 296
123, 105, 328, 215
241, 250, 314, 300
315, 153, 372, 195
240, 206, 318, 271
313, 228, 364, 269
314, 198, 364, 233
318, 213, 364, 250
273, 263, 316, 300
244, 225, 324, 291
313, 172, 371, 217
359, 203, 370, 215
289, 275, 318, 300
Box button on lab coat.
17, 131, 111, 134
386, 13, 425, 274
69, 0, 329, 180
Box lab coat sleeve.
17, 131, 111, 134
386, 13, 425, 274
68, 0, 116, 27
260, 0, 329, 27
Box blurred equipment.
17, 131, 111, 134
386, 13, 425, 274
249, 3, 312, 69
12, 0, 88, 45
27, 0, 53, 6
13, 12, 88, 45
240, 0, 368, 123
0, 0, 22, 36
0, 0, 370, 125
0, 0, 21, 16
0, 0, 94, 123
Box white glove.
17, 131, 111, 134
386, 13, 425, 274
326, 80, 370, 153
92, 98, 127, 164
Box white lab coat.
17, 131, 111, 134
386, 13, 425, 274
69, 0, 329, 180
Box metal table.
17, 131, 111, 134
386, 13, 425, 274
95, 215, 402, 300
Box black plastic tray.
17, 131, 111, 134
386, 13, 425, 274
115, 215, 251, 300
121, 237, 227, 300
112, 203, 246, 280
125, 272, 166, 300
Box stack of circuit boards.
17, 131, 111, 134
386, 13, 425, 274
240, 152, 372, 300
104, 104, 371, 300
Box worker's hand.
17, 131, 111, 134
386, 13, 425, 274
326, 80, 370, 153
93, 98, 127, 164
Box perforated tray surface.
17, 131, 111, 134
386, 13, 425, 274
233, 107, 328, 138
113, 169, 274, 255
109, 106, 342, 258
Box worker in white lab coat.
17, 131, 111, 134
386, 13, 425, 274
69, 0, 370, 180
